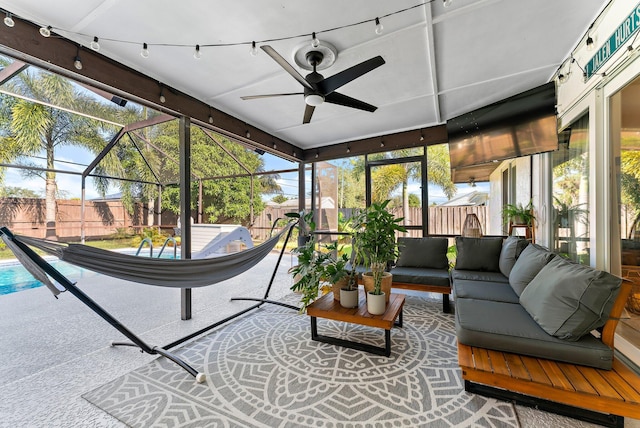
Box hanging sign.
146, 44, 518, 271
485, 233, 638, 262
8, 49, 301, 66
585, 3, 640, 79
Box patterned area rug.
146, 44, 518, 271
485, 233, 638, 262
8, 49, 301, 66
83, 295, 518, 427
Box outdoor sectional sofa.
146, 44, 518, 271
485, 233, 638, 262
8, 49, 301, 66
452, 236, 640, 426
389, 237, 452, 313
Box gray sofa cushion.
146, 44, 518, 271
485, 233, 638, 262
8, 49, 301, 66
396, 237, 449, 269
390, 266, 450, 288
455, 237, 503, 272
455, 298, 614, 369
499, 236, 529, 277
519, 257, 623, 341
453, 279, 519, 303
508, 244, 554, 296
451, 269, 509, 284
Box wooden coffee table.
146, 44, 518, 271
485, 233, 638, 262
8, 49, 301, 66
306, 290, 405, 357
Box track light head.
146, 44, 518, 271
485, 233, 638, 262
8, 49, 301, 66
4, 12, 14, 27
39, 25, 51, 37
140, 43, 149, 58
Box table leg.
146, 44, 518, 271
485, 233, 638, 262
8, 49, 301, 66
385, 329, 391, 357
311, 316, 318, 340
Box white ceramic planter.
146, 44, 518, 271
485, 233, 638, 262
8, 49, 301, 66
340, 288, 359, 308
367, 291, 386, 315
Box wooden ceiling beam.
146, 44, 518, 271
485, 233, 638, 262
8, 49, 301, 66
301, 125, 448, 162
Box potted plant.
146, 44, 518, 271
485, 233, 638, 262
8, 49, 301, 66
352, 200, 407, 314
286, 211, 352, 312
502, 200, 535, 226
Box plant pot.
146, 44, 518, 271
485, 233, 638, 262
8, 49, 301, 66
367, 291, 386, 315
331, 278, 348, 301
340, 288, 359, 308
362, 272, 392, 303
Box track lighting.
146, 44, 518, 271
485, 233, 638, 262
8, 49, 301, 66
140, 43, 149, 58
346, 147, 351, 153
250, 41, 258, 56
246, 130, 251, 139
4, 12, 14, 27
159, 87, 165, 103
208, 109, 214, 124
558, 73, 568, 84
293, 151, 297, 157
73, 48, 83, 70
272, 143, 277, 149
311, 32, 320, 48
420, 132, 424, 142
443, 0, 453, 7
194, 44, 201, 59
380, 140, 385, 147
90, 36, 100, 51
375, 18, 383, 35
39, 25, 51, 37
315, 151, 319, 159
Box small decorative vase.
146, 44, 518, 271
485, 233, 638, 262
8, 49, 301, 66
340, 288, 359, 308
332, 278, 348, 301
367, 291, 386, 315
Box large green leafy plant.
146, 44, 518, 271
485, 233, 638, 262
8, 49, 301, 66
352, 200, 407, 295
287, 211, 350, 312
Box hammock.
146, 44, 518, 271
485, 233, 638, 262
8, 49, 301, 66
13, 222, 293, 289
0, 224, 297, 383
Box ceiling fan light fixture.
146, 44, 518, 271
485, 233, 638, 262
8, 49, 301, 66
305, 94, 324, 106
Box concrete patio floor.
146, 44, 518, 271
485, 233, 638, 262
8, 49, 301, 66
0, 252, 635, 427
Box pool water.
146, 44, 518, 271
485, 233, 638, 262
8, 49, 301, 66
0, 259, 99, 295
0, 250, 179, 296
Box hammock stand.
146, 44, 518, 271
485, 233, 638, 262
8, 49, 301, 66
0, 224, 298, 383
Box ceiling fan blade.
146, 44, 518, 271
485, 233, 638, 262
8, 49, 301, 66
241, 93, 303, 100
317, 56, 385, 95
303, 104, 315, 124
261, 45, 313, 90
325, 92, 377, 112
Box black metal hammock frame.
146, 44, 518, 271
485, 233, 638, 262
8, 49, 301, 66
0, 224, 298, 383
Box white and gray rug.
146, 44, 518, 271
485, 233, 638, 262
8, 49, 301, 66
83, 295, 519, 427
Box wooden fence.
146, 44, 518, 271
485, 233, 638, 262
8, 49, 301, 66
0, 198, 177, 240
252, 205, 488, 240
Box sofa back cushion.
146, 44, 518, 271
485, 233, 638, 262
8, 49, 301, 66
454, 237, 503, 272
396, 237, 449, 269
519, 257, 622, 341
499, 236, 529, 277
508, 244, 554, 296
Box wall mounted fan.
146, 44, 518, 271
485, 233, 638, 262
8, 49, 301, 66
242, 45, 384, 124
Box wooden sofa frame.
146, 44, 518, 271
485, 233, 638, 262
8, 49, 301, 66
391, 280, 451, 313
458, 281, 640, 427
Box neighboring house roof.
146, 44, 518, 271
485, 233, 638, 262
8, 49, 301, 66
439, 191, 488, 206
266, 197, 335, 209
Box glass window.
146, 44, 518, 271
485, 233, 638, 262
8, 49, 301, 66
551, 114, 590, 264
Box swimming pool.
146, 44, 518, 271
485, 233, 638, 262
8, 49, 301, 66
0, 259, 99, 295
0, 250, 180, 296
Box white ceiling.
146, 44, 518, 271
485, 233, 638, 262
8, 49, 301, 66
0, 0, 607, 150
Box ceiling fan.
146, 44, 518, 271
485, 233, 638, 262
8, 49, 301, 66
242, 45, 385, 124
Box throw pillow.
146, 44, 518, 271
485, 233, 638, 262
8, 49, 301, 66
519, 257, 622, 341
454, 237, 503, 272
396, 237, 449, 269
508, 244, 554, 296
499, 236, 529, 277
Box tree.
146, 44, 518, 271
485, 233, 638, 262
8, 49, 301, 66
0, 64, 125, 238
0, 186, 40, 198
271, 194, 289, 204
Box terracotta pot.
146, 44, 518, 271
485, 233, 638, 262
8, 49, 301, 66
362, 272, 392, 303
340, 288, 359, 308
331, 277, 348, 301
367, 291, 386, 315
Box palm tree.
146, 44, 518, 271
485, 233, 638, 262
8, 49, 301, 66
0, 63, 124, 238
